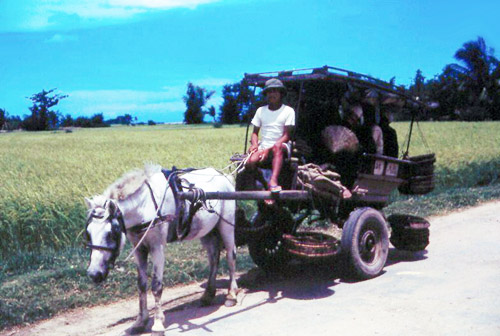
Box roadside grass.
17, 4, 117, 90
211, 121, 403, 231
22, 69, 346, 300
0, 243, 255, 330
1, 121, 500, 330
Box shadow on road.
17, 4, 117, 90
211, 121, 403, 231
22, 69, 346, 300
385, 248, 428, 267
147, 262, 342, 334
122, 249, 428, 334
239, 261, 340, 301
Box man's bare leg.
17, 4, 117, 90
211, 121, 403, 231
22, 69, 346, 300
269, 145, 284, 189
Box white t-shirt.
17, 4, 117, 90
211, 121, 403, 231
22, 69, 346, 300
251, 104, 295, 149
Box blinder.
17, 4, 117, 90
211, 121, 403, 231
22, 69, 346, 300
85, 204, 126, 264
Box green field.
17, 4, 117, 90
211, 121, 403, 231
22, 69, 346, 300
1, 121, 500, 330
0, 124, 246, 255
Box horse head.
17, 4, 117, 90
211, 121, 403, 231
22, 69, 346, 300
84, 196, 126, 284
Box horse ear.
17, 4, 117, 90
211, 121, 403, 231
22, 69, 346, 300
108, 200, 117, 215
84, 197, 94, 209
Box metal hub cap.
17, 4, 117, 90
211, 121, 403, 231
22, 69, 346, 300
359, 230, 379, 264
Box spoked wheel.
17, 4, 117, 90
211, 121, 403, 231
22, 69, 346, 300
247, 205, 295, 272
341, 207, 389, 280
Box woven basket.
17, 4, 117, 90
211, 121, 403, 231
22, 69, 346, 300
399, 154, 436, 195
283, 232, 340, 259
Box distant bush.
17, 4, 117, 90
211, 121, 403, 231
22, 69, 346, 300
0, 109, 22, 130
73, 113, 109, 128
106, 114, 135, 125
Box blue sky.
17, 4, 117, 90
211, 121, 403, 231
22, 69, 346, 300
1, 0, 499, 123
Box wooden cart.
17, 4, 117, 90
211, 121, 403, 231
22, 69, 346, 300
182, 66, 434, 279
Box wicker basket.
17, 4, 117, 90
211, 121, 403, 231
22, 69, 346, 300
388, 214, 430, 251
399, 154, 436, 195
283, 232, 340, 259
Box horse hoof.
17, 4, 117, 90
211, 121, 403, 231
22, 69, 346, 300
224, 297, 237, 307
224, 291, 238, 307
152, 320, 165, 333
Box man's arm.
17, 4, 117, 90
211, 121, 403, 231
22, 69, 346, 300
273, 125, 293, 149
249, 126, 260, 153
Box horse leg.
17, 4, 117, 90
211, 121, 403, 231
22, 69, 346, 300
150, 245, 166, 334
218, 218, 239, 307
130, 248, 149, 332
200, 231, 221, 306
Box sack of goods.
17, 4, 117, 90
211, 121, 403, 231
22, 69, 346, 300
321, 125, 359, 154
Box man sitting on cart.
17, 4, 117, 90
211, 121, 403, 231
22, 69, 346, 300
246, 78, 295, 195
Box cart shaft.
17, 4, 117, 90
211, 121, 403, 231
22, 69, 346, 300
179, 190, 311, 201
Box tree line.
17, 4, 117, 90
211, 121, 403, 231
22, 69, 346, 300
1, 37, 498, 132
0, 90, 144, 131
188, 37, 499, 124
407, 36, 500, 121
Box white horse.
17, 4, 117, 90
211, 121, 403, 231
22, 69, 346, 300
85, 164, 238, 335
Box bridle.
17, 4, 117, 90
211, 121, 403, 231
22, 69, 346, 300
85, 204, 126, 267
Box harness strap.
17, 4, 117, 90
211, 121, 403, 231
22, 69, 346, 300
168, 168, 210, 241
169, 172, 189, 239
145, 180, 159, 210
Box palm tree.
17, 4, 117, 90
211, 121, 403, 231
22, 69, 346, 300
446, 37, 500, 119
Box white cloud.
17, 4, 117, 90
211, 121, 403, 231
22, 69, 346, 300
46, 1, 146, 20
46, 33, 78, 43
109, 0, 218, 10
0, 0, 220, 31
190, 77, 234, 88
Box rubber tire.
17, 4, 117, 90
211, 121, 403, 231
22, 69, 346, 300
341, 207, 389, 280
247, 206, 294, 272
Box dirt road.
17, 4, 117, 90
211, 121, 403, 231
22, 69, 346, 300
4, 201, 500, 336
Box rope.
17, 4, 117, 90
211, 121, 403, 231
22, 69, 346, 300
219, 149, 256, 177
415, 121, 432, 153
401, 118, 433, 158
122, 173, 173, 262
401, 123, 411, 158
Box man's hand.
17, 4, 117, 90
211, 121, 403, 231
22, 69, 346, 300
258, 148, 270, 162
248, 144, 259, 154
272, 142, 284, 153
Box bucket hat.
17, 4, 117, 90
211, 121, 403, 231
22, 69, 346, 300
262, 78, 287, 96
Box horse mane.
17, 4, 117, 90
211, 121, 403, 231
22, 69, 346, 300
104, 164, 162, 200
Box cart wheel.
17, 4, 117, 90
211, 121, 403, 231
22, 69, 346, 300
247, 205, 294, 272
341, 207, 389, 280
